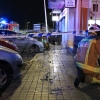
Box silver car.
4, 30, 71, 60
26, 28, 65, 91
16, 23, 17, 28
0, 46, 23, 91
2, 37, 44, 54
0, 29, 44, 54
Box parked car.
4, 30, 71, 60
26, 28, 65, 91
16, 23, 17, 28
0, 46, 23, 91
0, 29, 44, 54
2, 37, 44, 54
0, 38, 18, 51
0, 29, 18, 35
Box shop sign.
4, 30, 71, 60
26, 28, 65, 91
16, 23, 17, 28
82, 0, 92, 8
52, 10, 61, 14
65, 0, 76, 8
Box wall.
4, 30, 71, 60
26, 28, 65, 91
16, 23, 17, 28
88, 1, 100, 29
65, 14, 68, 32
91, 1, 100, 19
68, 8, 76, 31
62, 33, 74, 48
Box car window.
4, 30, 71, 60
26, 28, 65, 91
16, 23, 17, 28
0, 30, 7, 35
11, 31, 17, 35
6, 31, 12, 35
0, 30, 18, 35
6, 31, 16, 35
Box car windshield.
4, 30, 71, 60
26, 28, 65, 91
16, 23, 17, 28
0, 30, 17, 35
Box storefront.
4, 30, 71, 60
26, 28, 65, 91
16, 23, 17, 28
59, 17, 65, 32
58, 8, 68, 32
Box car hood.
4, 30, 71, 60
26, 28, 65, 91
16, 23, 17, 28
0, 45, 18, 54
26, 37, 37, 41
26, 37, 42, 43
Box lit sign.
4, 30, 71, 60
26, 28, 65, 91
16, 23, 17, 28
52, 16, 59, 21
52, 10, 61, 14
65, 0, 76, 8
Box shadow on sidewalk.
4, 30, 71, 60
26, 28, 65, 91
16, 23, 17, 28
0, 77, 22, 100
77, 84, 100, 100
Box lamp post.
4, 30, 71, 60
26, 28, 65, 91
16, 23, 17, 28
44, 0, 48, 33
27, 22, 30, 31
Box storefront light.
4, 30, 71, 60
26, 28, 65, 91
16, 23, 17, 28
88, 19, 100, 29
52, 16, 59, 21
88, 19, 100, 25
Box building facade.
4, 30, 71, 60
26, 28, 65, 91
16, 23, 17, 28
48, 0, 100, 32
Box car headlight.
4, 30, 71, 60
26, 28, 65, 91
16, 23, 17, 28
15, 53, 23, 68
16, 53, 22, 59
16, 53, 23, 61
39, 42, 44, 47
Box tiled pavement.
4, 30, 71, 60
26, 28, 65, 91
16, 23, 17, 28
0, 45, 100, 100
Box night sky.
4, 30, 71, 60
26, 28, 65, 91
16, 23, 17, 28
0, 0, 52, 29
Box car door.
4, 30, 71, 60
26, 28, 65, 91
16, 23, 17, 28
15, 37, 29, 53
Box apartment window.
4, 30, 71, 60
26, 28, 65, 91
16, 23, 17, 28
93, 4, 98, 12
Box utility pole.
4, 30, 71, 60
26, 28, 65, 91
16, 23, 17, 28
25, 14, 27, 30
44, 0, 48, 33
27, 22, 30, 31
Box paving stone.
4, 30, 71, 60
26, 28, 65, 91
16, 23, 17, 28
17, 94, 26, 99
25, 94, 34, 99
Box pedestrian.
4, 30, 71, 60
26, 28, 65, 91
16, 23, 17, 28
74, 31, 100, 87
42, 37, 50, 50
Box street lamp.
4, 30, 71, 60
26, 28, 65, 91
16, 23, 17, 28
44, 0, 48, 33
27, 22, 30, 30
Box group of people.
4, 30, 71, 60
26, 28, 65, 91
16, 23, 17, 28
74, 31, 100, 87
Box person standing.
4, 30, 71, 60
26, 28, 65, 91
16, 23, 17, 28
74, 31, 100, 87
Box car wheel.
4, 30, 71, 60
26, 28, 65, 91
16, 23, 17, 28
29, 45, 40, 54
0, 64, 12, 91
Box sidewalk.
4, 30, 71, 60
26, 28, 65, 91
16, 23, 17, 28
0, 45, 100, 100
